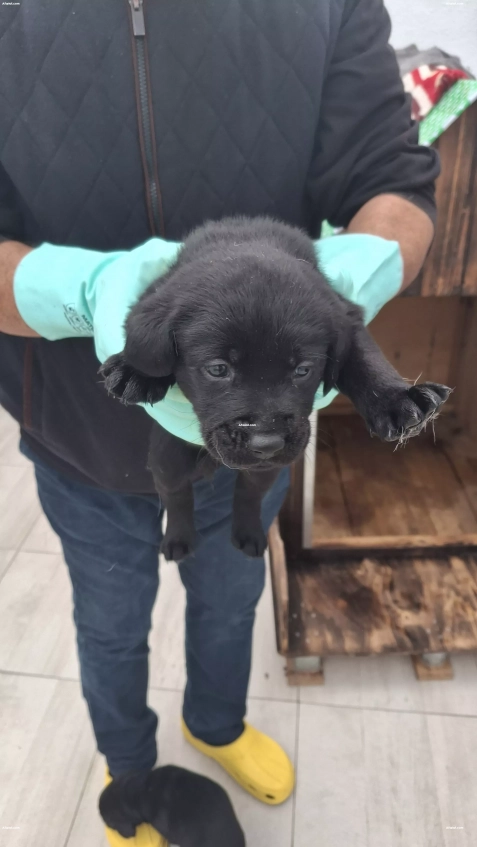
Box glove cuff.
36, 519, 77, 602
14, 243, 122, 340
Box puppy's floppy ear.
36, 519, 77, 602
100, 288, 177, 405
322, 300, 362, 396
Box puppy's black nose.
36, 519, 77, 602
249, 432, 285, 458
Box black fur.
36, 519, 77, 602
99, 766, 245, 846
101, 217, 451, 561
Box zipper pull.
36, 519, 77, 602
129, 0, 145, 37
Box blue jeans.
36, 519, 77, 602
21, 441, 289, 777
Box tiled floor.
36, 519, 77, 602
1, 405, 477, 846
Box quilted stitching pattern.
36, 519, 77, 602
0, 0, 331, 248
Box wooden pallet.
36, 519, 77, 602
269, 518, 477, 685
269, 414, 477, 685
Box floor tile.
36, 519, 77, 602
428, 713, 477, 846
66, 755, 109, 847
0, 549, 16, 581
68, 689, 297, 847
22, 513, 63, 554
149, 558, 186, 692
0, 464, 41, 549
0, 674, 95, 847
0, 551, 78, 677
248, 562, 297, 702
294, 703, 445, 847
299, 652, 477, 716
0, 408, 27, 468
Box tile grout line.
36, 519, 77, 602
296, 698, 477, 720
9, 464, 42, 551
61, 749, 98, 847
0, 547, 21, 587
290, 697, 300, 847
4, 665, 477, 722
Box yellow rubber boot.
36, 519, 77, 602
103, 772, 169, 847
182, 719, 295, 806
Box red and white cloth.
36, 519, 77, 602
403, 64, 470, 121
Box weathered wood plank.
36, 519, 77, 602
313, 416, 477, 544
305, 534, 477, 559
287, 554, 477, 658
419, 101, 477, 296
267, 519, 289, 656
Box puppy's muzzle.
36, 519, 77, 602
248, 432, 285, 459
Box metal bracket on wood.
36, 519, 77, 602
286, 655, 324, 686
412, 652, 454, 681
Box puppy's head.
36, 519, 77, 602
101, 241, 357, 468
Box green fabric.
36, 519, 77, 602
15, 233, 403, 445
14, 239, 182, 354
419, 79, 477, 147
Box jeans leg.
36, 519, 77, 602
25, 446, 163, 777
179, 465, 290, 746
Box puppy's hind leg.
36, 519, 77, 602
148, 426, 200, 562
158, 484, 199, 563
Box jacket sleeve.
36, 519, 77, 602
308, 0, 440, 230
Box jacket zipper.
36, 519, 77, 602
128, 0, 164, 235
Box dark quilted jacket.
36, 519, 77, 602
0, 0, 439, 492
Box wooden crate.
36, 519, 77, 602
269, 102, 477, 685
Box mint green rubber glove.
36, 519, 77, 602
312, 233, 403, 411
14, 233, 402, 446
14, 238, 181, 362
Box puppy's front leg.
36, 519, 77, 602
232, 469, 280, 558
336, 320, 451, 442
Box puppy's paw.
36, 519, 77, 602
367, 381, 452, 443
231, 524, 268, 558
161, 528, 198, 562
100, 353, 172, 405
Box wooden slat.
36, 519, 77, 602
419, 100, 477, 296
461, 102, 477, 295
313, 416, 477, 545
304, 534, 477, 559
451, 297, 477, 445
279, 457, 304, 556
321, 296, 462, 417
313, 421, 353, 538
287, 553, 477, 658
267, 518, 289, 655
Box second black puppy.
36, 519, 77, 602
99, 765, 245, 846
101, 217, 450, 561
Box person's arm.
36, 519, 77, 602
0, 240, 37, 336
308, 0, 440, 290
346, 194, 434, 290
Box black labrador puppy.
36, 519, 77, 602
101, 217, 451, 561
99, 765, 245, 846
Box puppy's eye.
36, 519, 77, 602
205, 362, 230, 378
294, 364, 311, 378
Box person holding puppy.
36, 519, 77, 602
0, 1, 438, 845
